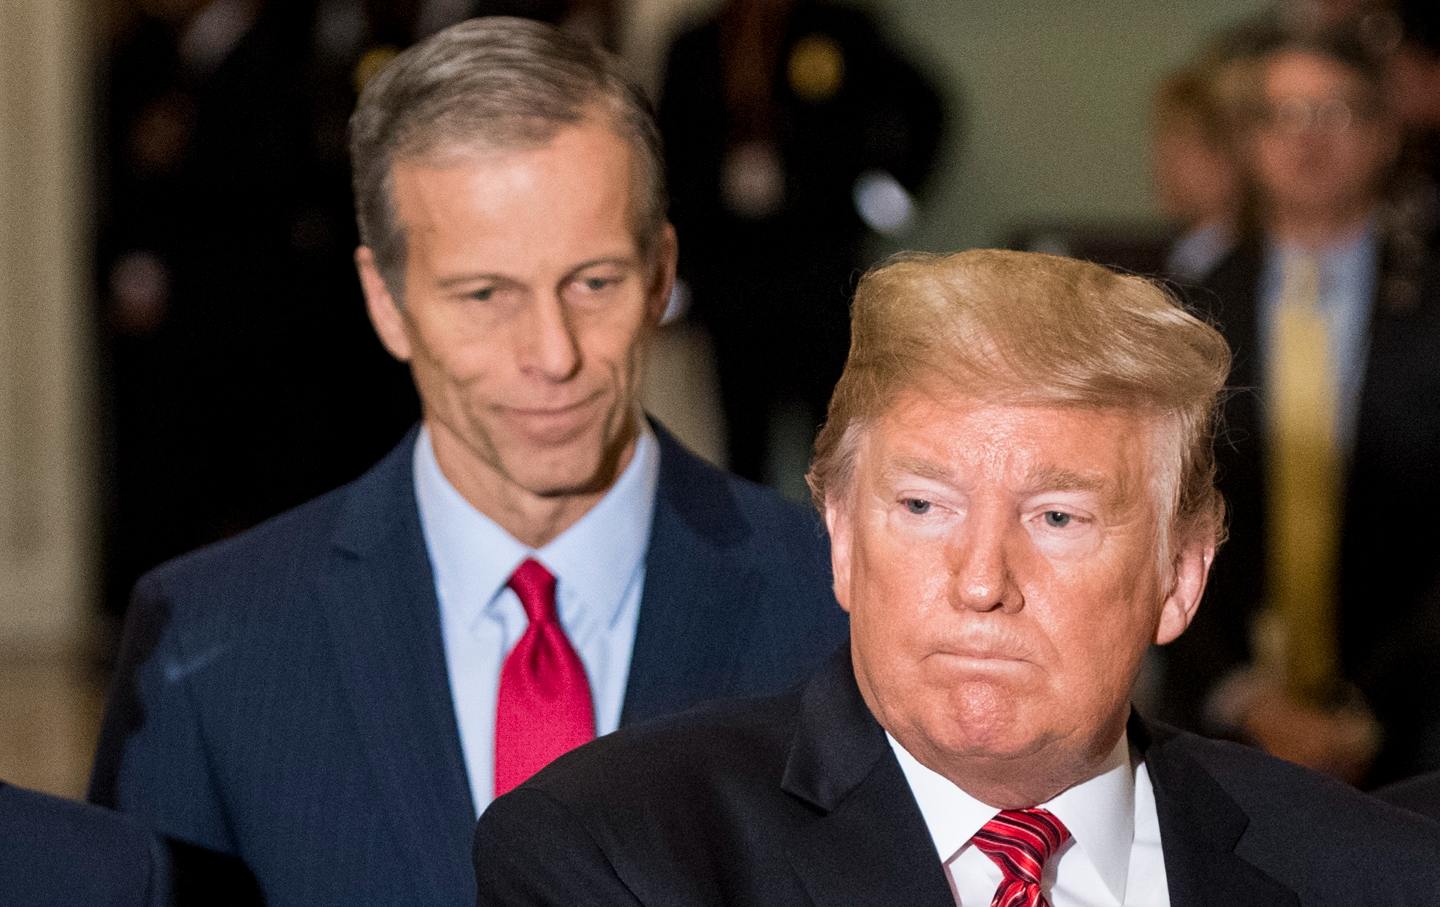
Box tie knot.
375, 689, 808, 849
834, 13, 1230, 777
508, 558, 558, 624
972, 808, 1070, 887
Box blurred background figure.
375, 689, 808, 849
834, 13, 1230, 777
1166, 21, 1440, 787
656, 0, 944, 489
1149, 64, 1244, 282
1385, 0, 1440, 267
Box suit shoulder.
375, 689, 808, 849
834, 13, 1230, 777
655, 430, 830, 565
1376, 771, 1440, 822
721, 470, 826, 541
145, 483, 349, 585
1159, 730, 1440, 862
527, 690, 800, 812
133, 480, 351, 619
132, 431, 415, 625
0, 785, 164, 903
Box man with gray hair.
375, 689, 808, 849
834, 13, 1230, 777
475, 249, 1440, 905
90, 17, 845, 906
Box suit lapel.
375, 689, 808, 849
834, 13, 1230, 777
1136, 718, 1298, 907
621, 426, 764, 724
315, 430, 476, 904
780, 653, 956, 907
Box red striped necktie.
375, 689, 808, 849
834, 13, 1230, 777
493, 558, 596, 797
970, 808, 1071, 907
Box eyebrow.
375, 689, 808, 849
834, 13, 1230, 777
1020, 465, 1108, 495
435, 272, 510, 290
433, 256, 638, 291
882, 457, 955, 484
882, 457, 1126, 506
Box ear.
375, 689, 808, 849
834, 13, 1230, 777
356, 246, 413, 362
644, 223, 678, 326
824, 495, 855, 614
1154, 537, 1214, 645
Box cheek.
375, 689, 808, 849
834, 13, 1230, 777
850, 527, 951, 646
583, 309, 651, 384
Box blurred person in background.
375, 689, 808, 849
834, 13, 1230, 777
656, 0, 944, 486
1385, 0, 1440, 256
90, 17, 846, 906
1168, 23, 1440, 787
1150, 64, 1245, 282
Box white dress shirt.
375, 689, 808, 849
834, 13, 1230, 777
414, 423, 660, 815
889, 731, 1170, 906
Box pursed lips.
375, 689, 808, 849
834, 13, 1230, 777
928, 643, 1033, 665
494, 391, 606, 440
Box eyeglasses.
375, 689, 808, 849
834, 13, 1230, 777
1255, 96, 1377, 136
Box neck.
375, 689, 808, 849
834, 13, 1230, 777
427, 423, 636, 549
1265, 200, 1375, 250
895, 721, 1126, 810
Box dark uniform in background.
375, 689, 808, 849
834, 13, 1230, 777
658, 0, 944, 482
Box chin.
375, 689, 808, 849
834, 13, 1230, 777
933, 686, 1038, 753
507, 458, 612, 498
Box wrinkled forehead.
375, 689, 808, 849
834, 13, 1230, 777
850, 390, 1168, 503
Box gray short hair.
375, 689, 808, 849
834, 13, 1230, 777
348, 17, 667, 298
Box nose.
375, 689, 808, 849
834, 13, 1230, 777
520, 295, 581, 381
947, 516, 1023, 613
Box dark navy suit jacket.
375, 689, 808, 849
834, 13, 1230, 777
89, 425, 847, 907
0, 782, 170, 906
476, 650, 1440, 906
1377, 770, 1440, 823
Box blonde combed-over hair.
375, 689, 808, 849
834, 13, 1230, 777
806, 249, 1232, 553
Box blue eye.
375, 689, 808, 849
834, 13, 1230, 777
902, 498, 932, 515
1043, 511, 1072, 528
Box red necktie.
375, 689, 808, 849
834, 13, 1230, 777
971, 808, 1071, 907
493, 558, 595, 797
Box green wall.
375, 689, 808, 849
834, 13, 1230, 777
865, 0, 1267, 252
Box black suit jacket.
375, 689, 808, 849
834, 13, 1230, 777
1376, 770, 1440, 823
0, 782, 170, 906
475, 649, 1440, 906
1168, 237, 1440, 781
89, 424, 847, 907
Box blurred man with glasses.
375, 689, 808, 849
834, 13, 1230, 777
1166, 25, 1440, 789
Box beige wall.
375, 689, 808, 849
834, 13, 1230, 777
865, 0, 1267, 252
0, 0, 94, 654
627, 0, 1266, 248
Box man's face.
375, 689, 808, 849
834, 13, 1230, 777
1151, 116, 1238, 226
358, 121, 675, 504
1249, 50, 1398, 222
827, 390, 1209, 796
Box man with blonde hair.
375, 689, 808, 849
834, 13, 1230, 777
476, 249, 1440, 906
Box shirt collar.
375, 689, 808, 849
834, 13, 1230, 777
412, 420, 660, 638
888, 730, 1136, 903
1264, 216, 1379, 299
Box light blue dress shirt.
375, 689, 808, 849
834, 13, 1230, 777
413, 423, 660, 816
1258, 220, 1379, 456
